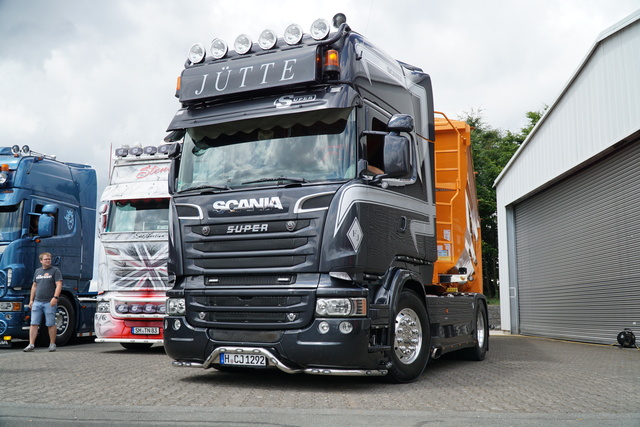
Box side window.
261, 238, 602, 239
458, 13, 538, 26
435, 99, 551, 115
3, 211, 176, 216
365, 117, 386, 175
363, 105, 390, 175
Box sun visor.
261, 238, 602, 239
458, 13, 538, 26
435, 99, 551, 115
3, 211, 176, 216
167, 86, 360, 131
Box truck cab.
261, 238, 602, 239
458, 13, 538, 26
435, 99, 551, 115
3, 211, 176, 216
163, 15, 487, 382
94, 144, 170, 350
0, 145, 97, 347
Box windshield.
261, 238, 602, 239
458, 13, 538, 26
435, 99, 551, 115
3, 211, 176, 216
0, 203, 23, 236
106, 199, 169, 232
177, 108, 357, 192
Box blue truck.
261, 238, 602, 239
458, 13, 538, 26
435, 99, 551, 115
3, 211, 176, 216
0, 145, 97, 348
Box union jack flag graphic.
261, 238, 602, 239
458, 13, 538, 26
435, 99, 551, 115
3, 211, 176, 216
104, 241, 168, 290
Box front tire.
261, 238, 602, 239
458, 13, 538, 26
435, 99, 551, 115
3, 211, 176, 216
386, 290, 430, 383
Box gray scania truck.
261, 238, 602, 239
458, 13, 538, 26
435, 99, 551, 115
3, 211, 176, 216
163, 14, 487, 382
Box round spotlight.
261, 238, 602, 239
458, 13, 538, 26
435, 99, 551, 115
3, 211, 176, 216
318, 321, 330, 334
310, 18, 330, 40
234, 33, 253, 54
339, 321, 353, 334
258, 29, 277, 50
210, 38, 228, 60
283, 23, 303, 45
188, 43, 206, 64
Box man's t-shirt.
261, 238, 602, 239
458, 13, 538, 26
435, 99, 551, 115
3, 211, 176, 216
32, 267, 63, 302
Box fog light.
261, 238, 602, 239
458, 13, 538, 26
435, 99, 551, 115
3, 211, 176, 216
173, 319, 181, 330
339, 321, 353, 334
97, 301, 110, 313
318, 321, 330, 334
197, 312, 206, 320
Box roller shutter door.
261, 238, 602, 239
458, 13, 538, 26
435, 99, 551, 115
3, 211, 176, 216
514, 140, 640, 344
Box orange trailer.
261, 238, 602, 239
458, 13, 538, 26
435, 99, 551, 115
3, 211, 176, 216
432, 112, 483, 294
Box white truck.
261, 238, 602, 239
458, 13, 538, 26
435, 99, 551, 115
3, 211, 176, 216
94, 144, 171, 349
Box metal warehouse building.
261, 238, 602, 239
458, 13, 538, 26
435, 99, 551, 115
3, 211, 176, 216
495, 10, 640, 344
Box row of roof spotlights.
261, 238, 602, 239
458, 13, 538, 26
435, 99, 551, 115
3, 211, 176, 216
115, 144, 171, 158
188, 13, 347, 64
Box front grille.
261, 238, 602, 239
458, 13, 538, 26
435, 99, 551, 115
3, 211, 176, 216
205, 275, 296, 286
187, 289, 313, 330
184, 217, 321, 273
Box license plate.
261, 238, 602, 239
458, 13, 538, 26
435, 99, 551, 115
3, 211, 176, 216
220, 353, 267, 367
131, 327, 160, 335
0, 339, 11, 348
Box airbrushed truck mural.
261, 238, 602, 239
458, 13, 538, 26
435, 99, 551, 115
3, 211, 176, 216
94, 144, 170, 350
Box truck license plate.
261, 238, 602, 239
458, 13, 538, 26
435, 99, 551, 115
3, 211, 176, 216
131, 327, 160, 335
220, 353, 267, 367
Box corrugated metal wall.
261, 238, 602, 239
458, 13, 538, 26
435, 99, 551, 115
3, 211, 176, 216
514, 139, 640, 344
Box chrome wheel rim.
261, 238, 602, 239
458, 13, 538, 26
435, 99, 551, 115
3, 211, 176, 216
393, 307, 422, 364
56, 305, 70, 335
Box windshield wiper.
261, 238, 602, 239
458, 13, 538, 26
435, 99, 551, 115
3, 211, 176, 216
179, 184, 231, 193
242, 176, 307, 185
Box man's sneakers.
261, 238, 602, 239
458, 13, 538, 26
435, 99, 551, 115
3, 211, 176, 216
23, 343, 57, 352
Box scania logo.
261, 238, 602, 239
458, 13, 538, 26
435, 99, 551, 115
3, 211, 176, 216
213, 196, 284, 212
274, 94, 317, 109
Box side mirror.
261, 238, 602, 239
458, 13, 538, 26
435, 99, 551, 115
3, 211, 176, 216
387, 114, 414, 133
383, 133, 411, 178
168, 142, 182, 159
37, 214, 55, 238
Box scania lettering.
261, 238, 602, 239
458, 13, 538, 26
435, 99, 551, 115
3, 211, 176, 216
164, 14, 487, 382
0, 145, 97, 348
94, 144, 170, 350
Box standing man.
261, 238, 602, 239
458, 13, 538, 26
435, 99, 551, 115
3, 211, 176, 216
23, 252, 63, 352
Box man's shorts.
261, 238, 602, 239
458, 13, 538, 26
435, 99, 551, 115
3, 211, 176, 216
30, 301, 57, 327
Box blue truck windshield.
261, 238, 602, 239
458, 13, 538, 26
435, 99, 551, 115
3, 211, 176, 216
177, 108, 356, 192
0, 203, 23, 238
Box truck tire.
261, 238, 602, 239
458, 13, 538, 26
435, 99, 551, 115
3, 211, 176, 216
120, 343, 153, 350
386, 290, 430, 383
461, 301, 488, 361
54, 295, 76, 346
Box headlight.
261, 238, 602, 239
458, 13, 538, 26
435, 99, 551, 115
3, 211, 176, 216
97, 301, 110, 313
167, 298, 186, 316
315, 298, 367, 317
0, 301, 22, 311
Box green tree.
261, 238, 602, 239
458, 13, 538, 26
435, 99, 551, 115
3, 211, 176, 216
461, 108, 544, 298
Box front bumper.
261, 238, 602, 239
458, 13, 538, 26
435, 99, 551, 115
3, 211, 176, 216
164, 316, 389, 376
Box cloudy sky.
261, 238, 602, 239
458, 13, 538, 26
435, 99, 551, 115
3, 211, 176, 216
0, 0, 638, 192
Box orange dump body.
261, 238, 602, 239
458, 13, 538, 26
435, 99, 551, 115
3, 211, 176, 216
431, 113, 483, 294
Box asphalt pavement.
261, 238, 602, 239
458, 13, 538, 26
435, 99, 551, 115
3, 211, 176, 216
0, 331, 638, 426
